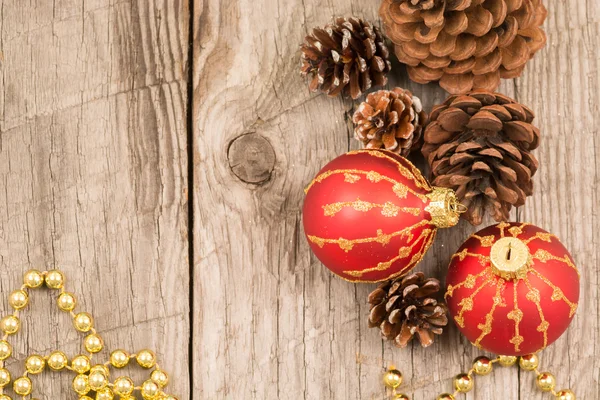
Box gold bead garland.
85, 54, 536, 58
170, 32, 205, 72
383, 354, 575, 399
0, 269, 178, 399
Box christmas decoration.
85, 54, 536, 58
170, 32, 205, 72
422, 90, 540, 225
300, 17, 391, 99
303, 149, 464, 282
353, 88, 427, 157
0, 269, 178, 399
445, 222, 579, 356
382, 353, 576, 399
368, 271, 448, 347
379, 0, 548, 94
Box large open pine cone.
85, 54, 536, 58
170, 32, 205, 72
379, 0, 547, 94
422, 90, 540, 225
368, 272, 448, 348
301, 17, 392, 99
353, 88, 427, 156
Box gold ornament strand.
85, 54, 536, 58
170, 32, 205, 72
382, 354, 576, 400
0, 269, 178, 400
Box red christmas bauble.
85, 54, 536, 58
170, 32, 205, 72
303, 149, 461, 282
445, 222, 580, 356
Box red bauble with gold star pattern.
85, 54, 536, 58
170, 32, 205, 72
445, 222, 580, 356
302, 149, 461, 282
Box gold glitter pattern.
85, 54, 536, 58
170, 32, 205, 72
446, 222, 579, 354
532, 250, 580, 277
308, 220, 429, 252
305, 168, 428, 202
523, 231, 557, 244
472, 234, 495, 247
321, 199, 421, 218
445, 269, 490, 299
450, 249, 490, 267
343, 229, 435, 278
453, 276, 495, 328
344, 173, 360, 183
347, 149, 431, 190
529, 269, 578, 317
508, 281, 524, 352
524, 277, 549, 349
474, 279, 507, 347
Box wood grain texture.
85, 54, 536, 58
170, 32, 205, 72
0, 0, 190, 397
194, 0, 600, 399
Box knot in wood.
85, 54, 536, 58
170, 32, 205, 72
228, 133, 276, 184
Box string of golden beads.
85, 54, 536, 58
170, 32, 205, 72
0, 269, 179, 399
383, 354, 575, 400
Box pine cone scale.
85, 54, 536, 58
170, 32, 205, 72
368, 272, 448, 348
381, 0, 547, 93
424, 91, 540, 225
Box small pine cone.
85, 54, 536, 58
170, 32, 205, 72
379, 0, 547, 94
422, 90, 540, 226
300, 17, 392, 99
368, 272, 448, 348
353, 88, 427, 157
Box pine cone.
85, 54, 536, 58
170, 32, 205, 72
422, 90, 540, 226
353, 88, 427, 157
379, 0, 547, 94
368, 272, 448, 348
300, 17, 392, 99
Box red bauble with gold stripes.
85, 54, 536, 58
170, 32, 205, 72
302, 149, 461, 283
445, 222, 580, 356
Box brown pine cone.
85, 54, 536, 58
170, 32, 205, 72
300, 17, 392, 99
379, 0, 547, 94
368, 272, 448, 348
422, 90, 540, 225
353, 88, 427, 157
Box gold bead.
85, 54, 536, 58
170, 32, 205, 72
110, 349, 130, 368
0, 315, 20, 335
519, 354, 539, 371
136, 349, 157, 369
72, 374, 90, 395
383, 368, 403, 389
0, 368, 11, 386
84, 333, 104, 353
71, 355, 91, 374
80, 397, 94, 400
556, 389, 576, 400
536, 372, 556, 392
24, 269, 43, 288
47, 350, 68, 370
473, 356, 493, 376
454, 373, 473, 393
45, 269, 64, 289
141, 380, 160, 399
95, 388, 114, 400
57, 292, 77, 312
151, 369, 169, 387
25, 354, 45, 374
74, 312, 94, 332
88, 371, 108, 391
0, 340, 12, 360
394, 395, 410, 400
13, 376, 32, 396
498, 355, 517, 367
90, 364, 110, 375
0, 395, 11, 400
9, 290, 29, 310
114, 376, 134, 396
436, 394, 455, 400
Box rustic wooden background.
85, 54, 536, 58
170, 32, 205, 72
0, 0, 596, 398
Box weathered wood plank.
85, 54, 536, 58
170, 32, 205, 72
516, 1, 600, 399
0, 0, 190, 397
